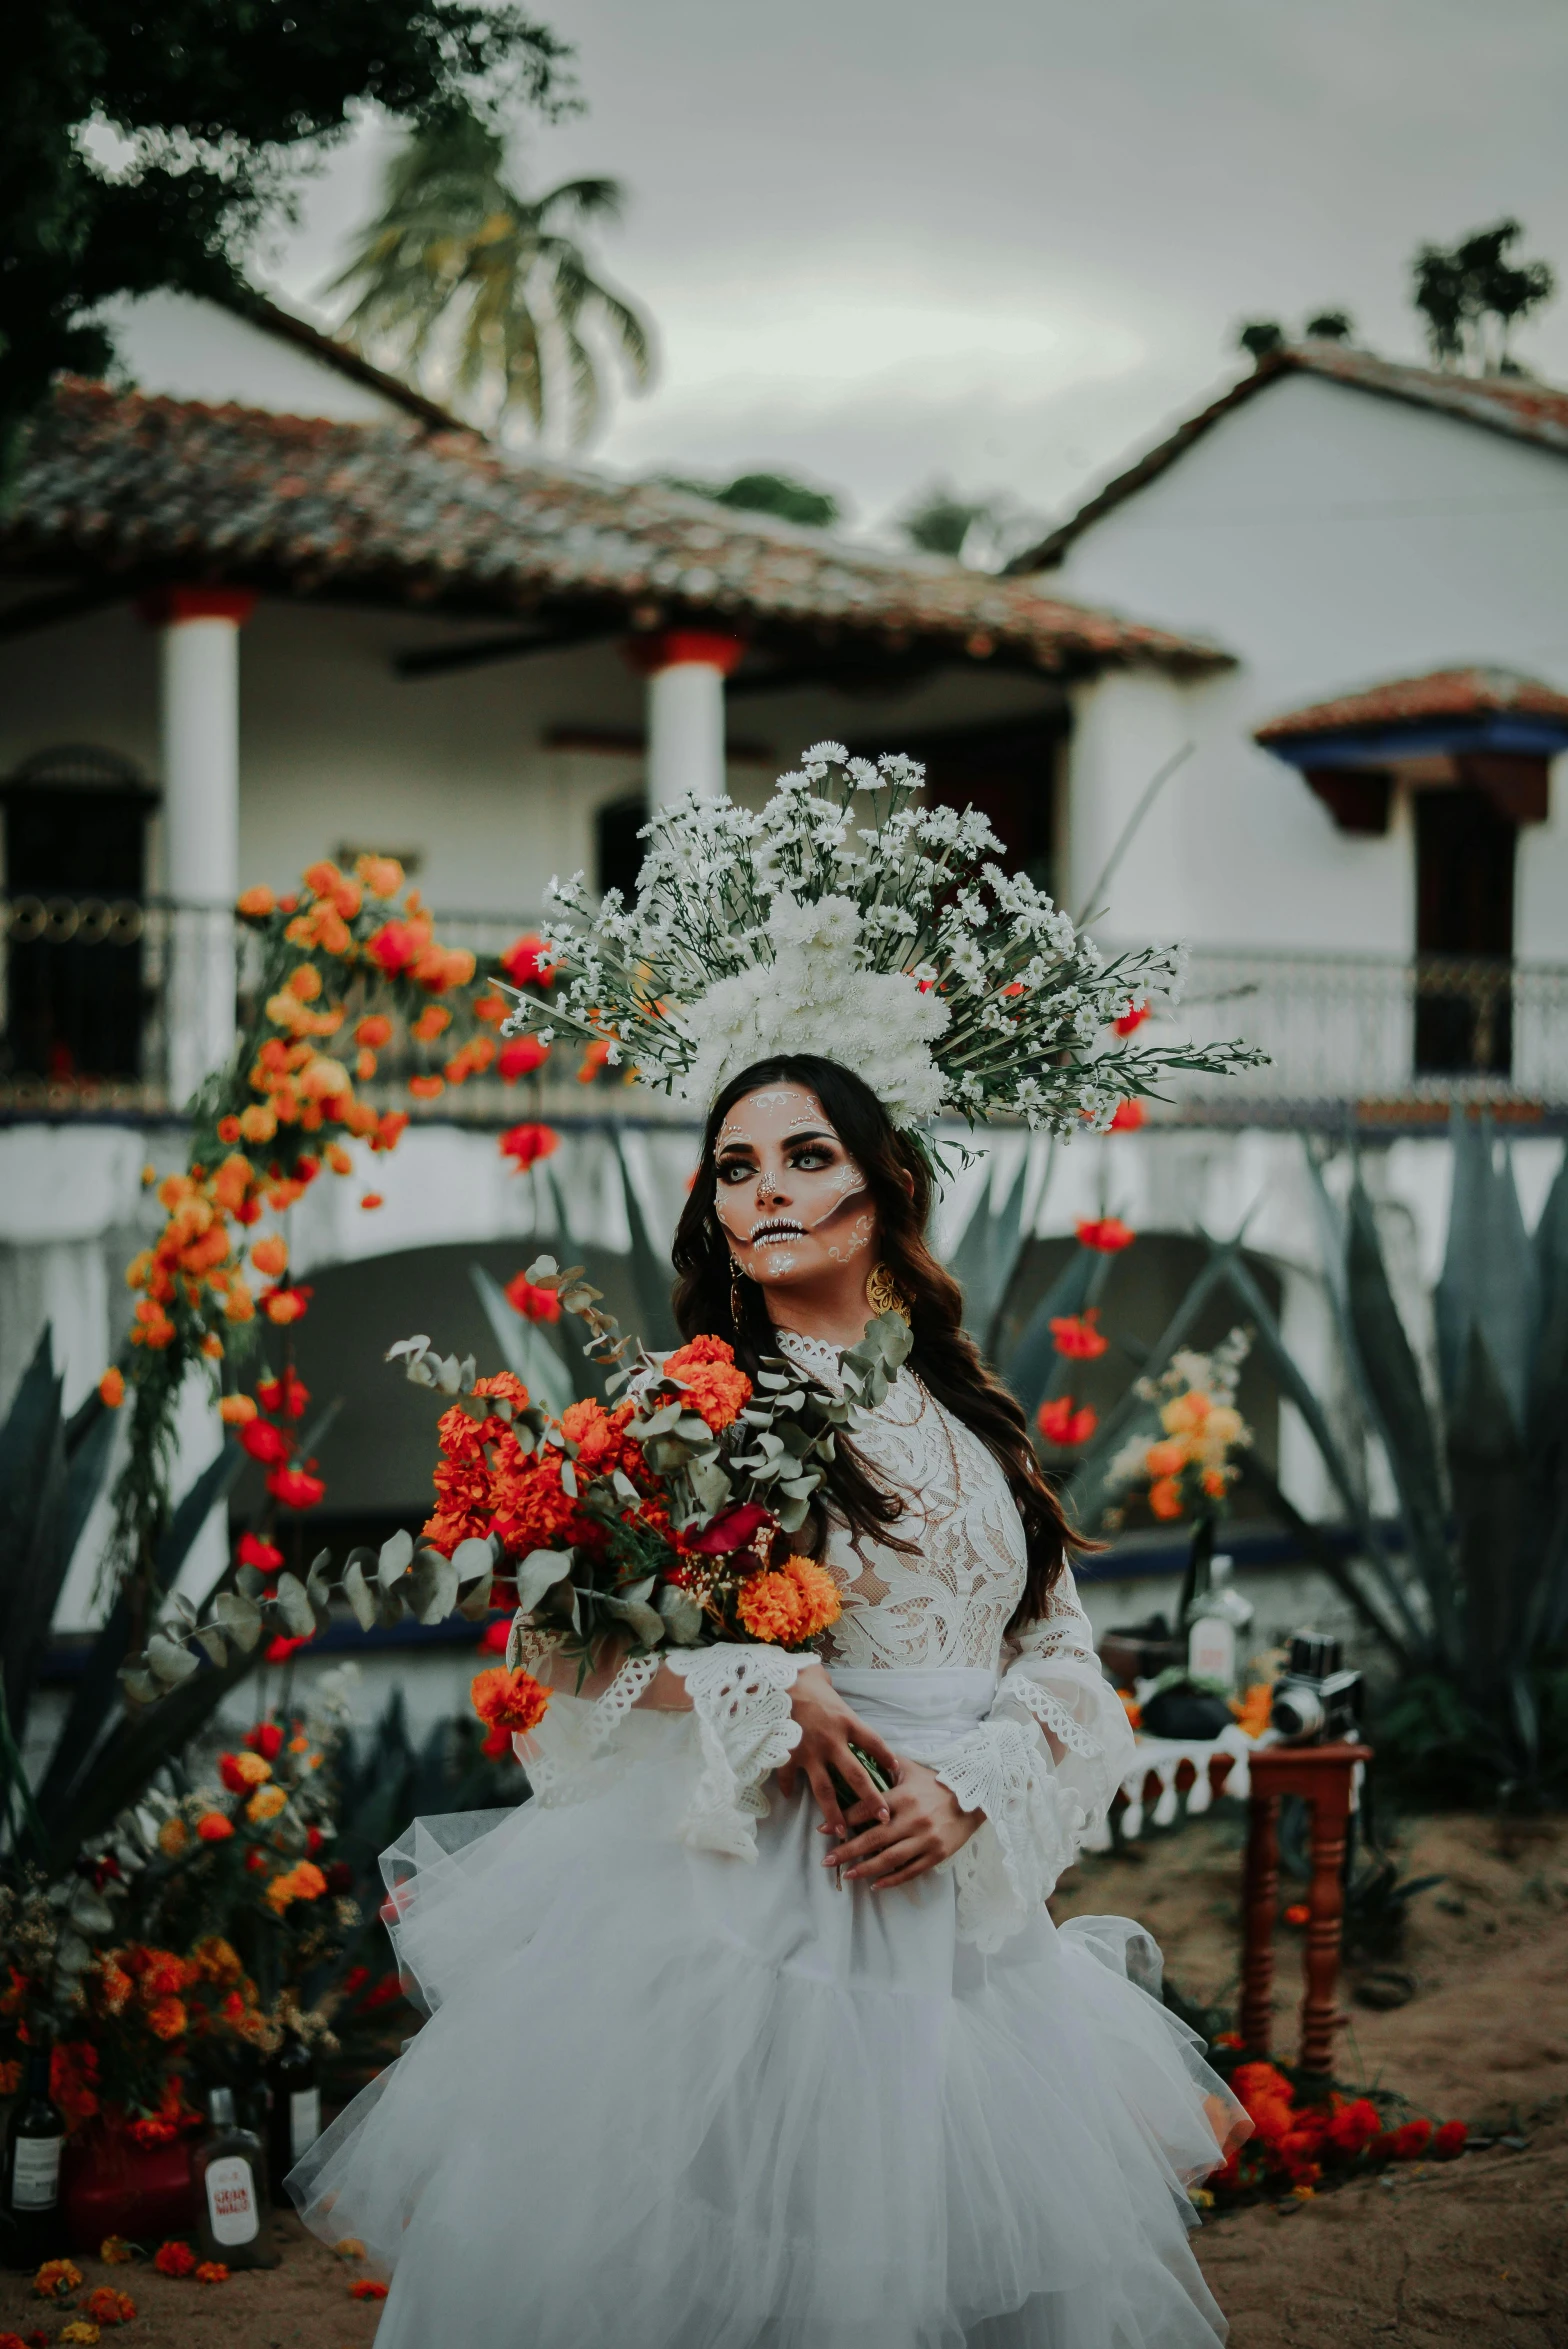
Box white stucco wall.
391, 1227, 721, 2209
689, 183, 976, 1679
1050, 371, 1568, 957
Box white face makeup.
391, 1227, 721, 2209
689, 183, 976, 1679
712, 1085, 877, 1295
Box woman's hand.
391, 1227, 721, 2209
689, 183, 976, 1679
824, 1758, 980, 1892
776, 1663, 901, 1840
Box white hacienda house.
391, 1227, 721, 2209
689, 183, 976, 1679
1, 302, 1564, 1703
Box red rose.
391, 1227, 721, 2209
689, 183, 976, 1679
237, 1531, 283, 1572
238, 1418, 288, 1465
499, 1036, 550, 1081
266, 1464, 326, 1511
689, 1501, 774, 1556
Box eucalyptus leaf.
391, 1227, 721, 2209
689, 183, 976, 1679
456, 1571, 495, 1621
602, 1592, 666, 1647
274, 1573, 317, 1638
118, 1665, 159, 1706
408, 1547, 461, 1625
213, 1590, 262, 1651
452, 1535, 497, 1584
146, 1633, 198, 1687
517, 1546, 574, 1613
657, 1588, 705, 1645
194, 1625, 228, 1669
379, 1528, 414, 1591
341, 1558, 378, 1633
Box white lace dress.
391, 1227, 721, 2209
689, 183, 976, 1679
290, 1334, 1247, 2349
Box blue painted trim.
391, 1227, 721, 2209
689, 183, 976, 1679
1265, 715, 1568, 767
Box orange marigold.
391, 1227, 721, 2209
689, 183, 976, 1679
195, 2261, 230, 2283
195, 1812, 234, 1842
236, 884, 275, 918
32, 2257, 83, 2299
98, 1367, 125, 1408
665, 1337, 751, 1431
83, 2287, 136, 2326
1148, 1475, 1184, 1521
471, 1667, 551, 1736
736, 1555, 842, 1647
350, 2279, 389, 2300
98, 2237, 135, 2264
219, 1393, 257, 1425
250, 1234, 288, 1278
471, 1371, 530, 1414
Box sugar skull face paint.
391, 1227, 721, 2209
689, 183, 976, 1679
713, 1084, 876, 1296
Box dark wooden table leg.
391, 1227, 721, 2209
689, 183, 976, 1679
1240, 1790, 1280, 2055
1300, 1782, 1353, 2075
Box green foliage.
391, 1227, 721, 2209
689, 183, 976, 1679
0, 2, 573, 472
1236, 320, 1285, 361
1411, 219, 1555, 372
661, 471, 844, 530
329, 96, 651, 438
894, 482, 1039, 568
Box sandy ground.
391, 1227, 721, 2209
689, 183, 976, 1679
4, 1809, 1564, 2347
1051, 1807, 1568, 2349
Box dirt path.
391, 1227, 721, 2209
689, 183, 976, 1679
1051, 1807, 1568, 2346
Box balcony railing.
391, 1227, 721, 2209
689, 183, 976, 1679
2, 898, 1565, 1127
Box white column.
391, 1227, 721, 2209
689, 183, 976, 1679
142, 588, 254, 1106
631, 629, 746, 810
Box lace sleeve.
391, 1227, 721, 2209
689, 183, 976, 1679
931, 1570, 1135, 1953
663, 1645, 809, 1861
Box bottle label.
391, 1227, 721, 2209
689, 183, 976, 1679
205, 2153, 260, 2245
12, 2135, 62, 2209
289, 2088, 321, 2162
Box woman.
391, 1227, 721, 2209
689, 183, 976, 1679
291, 1052, 1247, 2349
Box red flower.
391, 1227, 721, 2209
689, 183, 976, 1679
1036, 1395, 1098, 1447
350, 2279, 389, 2301
265, 1635, 310, 1664
1050, 1309, 1108, 1361
242, 1721, 285, 1760
1432, 2119, 1467, 2160
499, 934, 556, 989
154, 2241, 196, 2278
689, 1500, 774, 1556
1390, 2118, 1433, 2160
664, 1336, 752, 1431
1325, 2097, 1382, 2157
367, 922, 419, 975
505, 1273, 562, 1322
257, 1369, 310, 1419
1076, 1216, 1136, 1252
499, 1122, 559, 1171
237, 1531, 283, 1572
499, 1036, 551, 1081
471, 1667, 550, 1736
1113, 1002, 1151, 1035
478, 1617, 511, 1653
266, 1464, 326, 1511
238, 1418, 288, 1465
1109, 1099, 1145, 1131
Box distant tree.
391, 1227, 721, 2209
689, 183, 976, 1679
661, 470, 843, 529
0, 1, 572, 477
1411, 220, 1555, 372
1303, 310, 1354, 341
1236, 320, 1286, 362
329, 99, 651, 440
895, 483, 1042, 571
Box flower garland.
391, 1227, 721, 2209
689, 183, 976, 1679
101, 855, 511, 1614
500, 743, 1267, 1134
1206, 2053, 1467, 2204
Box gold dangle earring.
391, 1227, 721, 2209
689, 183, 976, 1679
865, 1261, 912, 1325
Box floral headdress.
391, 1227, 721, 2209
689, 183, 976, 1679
499, 744, 1264, 1132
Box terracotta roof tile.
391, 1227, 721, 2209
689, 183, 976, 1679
1, 382, 1231, 677
1011, 342, 1568, 573
1256, 666, 1568, 742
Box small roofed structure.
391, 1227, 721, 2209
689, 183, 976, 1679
1254, 666, 1568, 833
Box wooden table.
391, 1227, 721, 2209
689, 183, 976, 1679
1240, 1741, 1372, 2074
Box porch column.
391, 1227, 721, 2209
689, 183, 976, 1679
140, 588, 255, 1107
627, 630, 746, 810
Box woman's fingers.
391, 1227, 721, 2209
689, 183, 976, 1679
848, 1837, 927, 1886
868, 1852, 936, 1891
805, 1759, 847, 1839
836, 1740, 894, 1816
849, 1722, 901, 1785
826, 1810, 903, 1871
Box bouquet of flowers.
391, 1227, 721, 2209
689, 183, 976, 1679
391, 1256, 914, 1728
1101, 1331, 1253, 1529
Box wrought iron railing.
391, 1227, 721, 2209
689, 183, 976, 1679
2, 898, 1565, 1126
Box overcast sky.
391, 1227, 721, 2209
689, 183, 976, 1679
264, 0, 1568, 544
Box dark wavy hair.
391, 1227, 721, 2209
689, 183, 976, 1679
670, 1054, 1085, 1632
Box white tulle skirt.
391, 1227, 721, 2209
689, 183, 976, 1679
290, 1669, 1245, 2349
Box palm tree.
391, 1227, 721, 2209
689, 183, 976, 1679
328, 103, 653, 441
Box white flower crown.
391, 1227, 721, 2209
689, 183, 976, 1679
499, 744, 1264, 1132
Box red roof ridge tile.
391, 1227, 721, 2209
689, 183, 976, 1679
1256, 664, 1568, 741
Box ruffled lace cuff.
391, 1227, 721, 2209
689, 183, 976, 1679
663, 1645, 809, 1861
931, 1722, 1091, 1955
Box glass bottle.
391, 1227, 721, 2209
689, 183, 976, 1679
192, 2085, 276, 2269
266, 2029, 321, 2195
2, 2038, 68, 2268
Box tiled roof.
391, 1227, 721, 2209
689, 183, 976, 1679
1256, 666, 1568, 742
1, 381, 1230, 676
1011, 342, 1568, 572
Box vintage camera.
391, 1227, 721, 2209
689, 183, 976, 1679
1270, 1631, 1362, 1745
